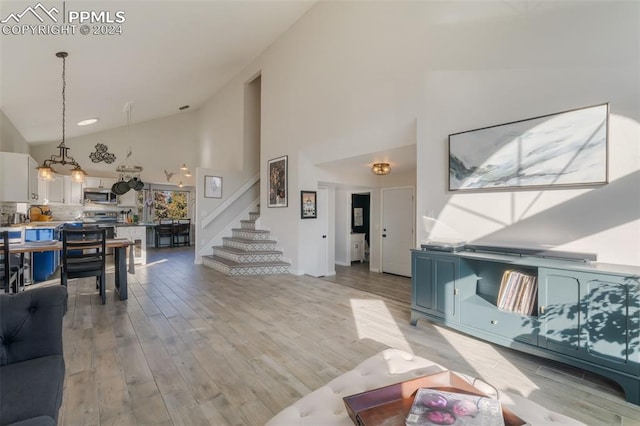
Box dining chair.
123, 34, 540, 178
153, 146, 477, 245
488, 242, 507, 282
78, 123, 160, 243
61, 227, 107, 304
155, 219, 174, 248
1, 230, 26, 293
172, 219, 191, 247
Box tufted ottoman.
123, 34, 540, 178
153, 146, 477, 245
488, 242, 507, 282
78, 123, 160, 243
266, 349, 585, 425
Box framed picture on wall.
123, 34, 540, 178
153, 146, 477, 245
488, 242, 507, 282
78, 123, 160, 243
448, 103, 609, 191
204, 176, 222, 198
268, 155, 288, 207
300, 191, 317, 219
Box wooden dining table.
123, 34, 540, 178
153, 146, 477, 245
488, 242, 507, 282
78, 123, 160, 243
2, 238, 134, 300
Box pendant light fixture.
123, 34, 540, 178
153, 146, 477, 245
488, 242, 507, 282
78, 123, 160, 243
115, 102, 144, 176
37, 52, 87, 183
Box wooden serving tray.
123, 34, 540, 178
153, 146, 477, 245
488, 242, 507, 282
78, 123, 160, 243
343, 370, 525, 426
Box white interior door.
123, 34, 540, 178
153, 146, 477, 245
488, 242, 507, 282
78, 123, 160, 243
381, 187, 414, 277
318, 187, 329, 276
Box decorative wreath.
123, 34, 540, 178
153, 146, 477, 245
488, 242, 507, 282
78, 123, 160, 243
89, 143, 117, 164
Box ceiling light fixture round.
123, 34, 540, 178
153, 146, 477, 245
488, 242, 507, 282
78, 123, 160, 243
77, 118, 99, 126
371, 162, 391, 175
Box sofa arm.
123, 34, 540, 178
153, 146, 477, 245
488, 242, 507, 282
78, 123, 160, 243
0, 285, 67, 366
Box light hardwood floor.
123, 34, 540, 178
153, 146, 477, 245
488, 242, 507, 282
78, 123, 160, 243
41, 247, 640, 425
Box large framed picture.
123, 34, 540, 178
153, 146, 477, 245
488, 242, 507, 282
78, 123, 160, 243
268, 155, 288, 207
204, 176, 222, 198
300, 191, 317, 219
449, 103, 609, 192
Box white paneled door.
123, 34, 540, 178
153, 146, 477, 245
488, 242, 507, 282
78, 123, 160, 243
381, 187, 414, 277
318, 187, 329, 277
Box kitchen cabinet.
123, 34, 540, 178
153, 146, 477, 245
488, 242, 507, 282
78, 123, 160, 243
38, 174, 64, 204
0, 152, 39, 202
25, 227, 59, 282
350, 233, 365, 263
411, 247, 640, 405
64, 176, 84, 205
115, 225, 146, 265
83, 177, 117, 190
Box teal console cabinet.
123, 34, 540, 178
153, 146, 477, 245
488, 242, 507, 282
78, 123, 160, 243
538, 268, 640, 375
411, 247, 640, 405
411, 251, 461, 324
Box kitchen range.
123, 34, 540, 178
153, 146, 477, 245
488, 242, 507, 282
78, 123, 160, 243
82, 210, 117, 246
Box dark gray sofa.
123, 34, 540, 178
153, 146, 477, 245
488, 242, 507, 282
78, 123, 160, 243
0, 286, 67, 426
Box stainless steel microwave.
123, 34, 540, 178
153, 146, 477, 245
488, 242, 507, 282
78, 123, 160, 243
83, 188, 117, 204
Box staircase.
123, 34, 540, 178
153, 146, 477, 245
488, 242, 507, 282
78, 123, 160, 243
202, 211, 290, 276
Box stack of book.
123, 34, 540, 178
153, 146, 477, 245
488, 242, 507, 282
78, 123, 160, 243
496, 270, 538, 315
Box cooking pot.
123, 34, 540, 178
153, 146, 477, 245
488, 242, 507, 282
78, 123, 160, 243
128, 177, 144, 191
11, 213, 27, 224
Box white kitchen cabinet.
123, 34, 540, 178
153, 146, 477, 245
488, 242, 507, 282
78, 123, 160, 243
115, 225, 146, 265
0, 152, 40, 202
350, 233, 366, 263
38, 174, 64, 204
83, 177, 117, 190
64, 176, 84, 205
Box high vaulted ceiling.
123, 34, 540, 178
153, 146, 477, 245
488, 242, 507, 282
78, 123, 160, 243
0, 0, 316, 144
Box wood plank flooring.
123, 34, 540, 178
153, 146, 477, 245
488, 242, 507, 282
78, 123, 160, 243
34, 247, 640, 425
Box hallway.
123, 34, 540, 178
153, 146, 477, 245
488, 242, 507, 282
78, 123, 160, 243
322, 261, 411, 305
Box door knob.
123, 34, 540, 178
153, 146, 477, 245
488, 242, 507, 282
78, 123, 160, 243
382, 234, 387, 238
322, 235, 327, 238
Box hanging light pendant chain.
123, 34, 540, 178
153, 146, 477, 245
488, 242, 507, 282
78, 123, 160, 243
37, 51, 86, 182
61, 53, 66, 145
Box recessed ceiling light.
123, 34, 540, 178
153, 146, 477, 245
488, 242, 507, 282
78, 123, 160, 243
77, 118, 99, 126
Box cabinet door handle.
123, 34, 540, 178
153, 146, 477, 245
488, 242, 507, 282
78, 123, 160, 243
453, 288, 459, 296
490, 320, 498, 325
539, 305, 545, 314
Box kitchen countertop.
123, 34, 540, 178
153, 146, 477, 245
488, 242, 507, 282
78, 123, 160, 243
5, 221, 158, 228
7, 221, 77, 228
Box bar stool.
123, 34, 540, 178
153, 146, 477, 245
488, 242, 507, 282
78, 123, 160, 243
155, 219, 174, 248
172, 219, 191, 247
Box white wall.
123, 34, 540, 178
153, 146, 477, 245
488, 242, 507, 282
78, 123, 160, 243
416, 3, 640, 265
246, 0, 638, 269
30, 109, 200, 185
0, 110, 29, 154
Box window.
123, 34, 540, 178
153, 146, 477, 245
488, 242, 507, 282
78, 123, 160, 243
153, 190, 189, 220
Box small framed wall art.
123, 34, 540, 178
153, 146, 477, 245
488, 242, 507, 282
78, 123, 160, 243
300, 190, 317, 219
268, 155, 288, 207
204, 176, 222, 198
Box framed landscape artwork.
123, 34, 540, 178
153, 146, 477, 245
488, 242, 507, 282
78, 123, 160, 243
268, 155, 288, 207
204, 176, 222, 198
449, 103, 609, 192
300, 191, 317, 219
